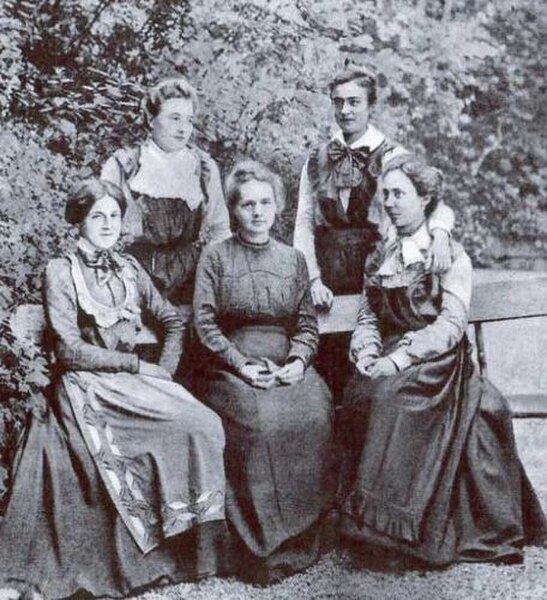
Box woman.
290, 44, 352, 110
101, 77, 230, 305
338, 155, 547, 566
0, 179, 226, 599
193, 161, 334, 583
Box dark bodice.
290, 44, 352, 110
137, 194, 204, 247
367, 266, 442, 341
212, 238, 307, 332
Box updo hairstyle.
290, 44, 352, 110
141, 77, 199, 129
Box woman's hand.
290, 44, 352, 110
311, 279, 334, 311
367, 357, 398, 379
428, 229, 452, 273
240, 364, 276, 389
355, 355, 377, 376
275, 358, 305, 386
138, 360, 173, 381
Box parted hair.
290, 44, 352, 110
383, 154, 444, 216
65, 178, 127, 225
328, 67, 377, 107
141, 77, 198, 129
225, 160, 286, 215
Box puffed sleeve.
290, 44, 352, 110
387, 247, 472, 370
349, 287, 383, 364
286, 251, 319, 367
193, 244, 250, 373
428, 201, 455, 235
44, 259, 139, 373
130, 257, 185, 375
201, 157, 231, 245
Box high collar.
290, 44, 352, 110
129, 139, 203, 206
331, 124, 385, 151
144, 138, 191, 162
77, 236, 116, 257
376, 223, 431, 277
236, 231, 272, 250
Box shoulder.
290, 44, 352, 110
270, 238, 306, 268
200, 236, 235, 264
190, 146, 220, 175
45, 256, 72, 281
44, 256, 76, 299
108, 146, 141, 174
449, 241, 472, 271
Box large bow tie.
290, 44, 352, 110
326, 139, 371, 189
78, 247, 123, 286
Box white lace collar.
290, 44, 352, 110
129, 139, 205, 209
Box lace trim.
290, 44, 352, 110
69, 253, 142, 329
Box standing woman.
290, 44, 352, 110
101, 77, 230, 305
193, 161, 334, 583
0, 179, 226, 599
338, 155, 547, 566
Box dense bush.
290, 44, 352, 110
0, 0, 545, 504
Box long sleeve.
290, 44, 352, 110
388, 250, 472, 370
201, 158, 231, 245
349, 289, 383, 364
44, 260, 139, 373
293, 161, 322, 281
193, 246, 250, 373
132, 258, 185, 375
428, 200, 455, 234
286, 252, 319, 367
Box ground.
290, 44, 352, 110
130, 420, 547, 600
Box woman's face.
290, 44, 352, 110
331, 80, 370, 143
383, 169, 428, 234
233, 179, 277, 242
150, 97, 194, 152
80, 195, 122, 250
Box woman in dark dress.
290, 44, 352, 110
101, 77, 230, 305
193, 161, 335, 583
338, 155, 547, 566
0, 179, 226, 599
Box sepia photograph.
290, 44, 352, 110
0, 0, 545, 598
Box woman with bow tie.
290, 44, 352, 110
338, 155, 547, 567
0, 179, 227, 599
294, 67, 456, 399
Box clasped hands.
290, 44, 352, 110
240, 357, 305, 389
356, 355, 398, 379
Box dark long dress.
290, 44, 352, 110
0, 249, 227, 599
193, 235, 335, 582
339, 243, 547, 565
101, 142, 230, 305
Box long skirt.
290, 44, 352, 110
0, 371, 227, 599
339, 339, 547, 565
199, 326, 335, 582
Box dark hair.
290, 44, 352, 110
65, 178, 127, 225
328, 68, 377, 107
383, 154, 444, 216
225, 160, 286, 216
141, 77, 198, 129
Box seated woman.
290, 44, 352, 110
338, 155, 547, 567
0, 179, 226, 599
101, 77, 230, 305
193, 161, 334, 583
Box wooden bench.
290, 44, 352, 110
10, 269, 547, 416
